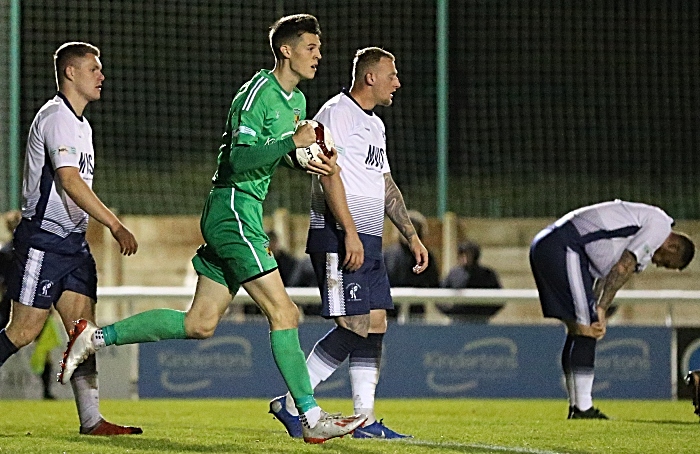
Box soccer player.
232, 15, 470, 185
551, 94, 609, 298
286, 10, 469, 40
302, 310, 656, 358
269, 47, 428, 439
529, 200, 695, 419
0, 42, 141, 435
59, 14, 366, 444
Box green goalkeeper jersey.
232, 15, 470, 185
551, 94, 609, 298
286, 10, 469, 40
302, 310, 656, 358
212, 69, 305, 201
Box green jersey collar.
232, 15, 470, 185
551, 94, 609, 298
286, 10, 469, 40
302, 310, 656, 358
261, 69, 297, 101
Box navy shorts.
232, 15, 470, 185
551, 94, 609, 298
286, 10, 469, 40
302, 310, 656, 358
6, 244, 98, 310
529, 222, 598, 326
310, 252, 393, 318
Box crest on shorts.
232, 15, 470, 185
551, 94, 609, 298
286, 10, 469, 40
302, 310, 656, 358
264, 240, 273, 257
39, 280, 54, 297
346, 282, 361, 301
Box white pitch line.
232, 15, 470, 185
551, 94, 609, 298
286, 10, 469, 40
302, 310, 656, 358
401, 439, 566, 454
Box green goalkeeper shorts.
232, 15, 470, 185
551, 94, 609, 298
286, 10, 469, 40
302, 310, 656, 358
192, 187, 278, 292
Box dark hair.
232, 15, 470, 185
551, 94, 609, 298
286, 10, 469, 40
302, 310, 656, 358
676, 232, 695, 270
458, 241, 481, 263
54, 42, 100, 88
352, 47, 395, 85
269, 14, 321, 61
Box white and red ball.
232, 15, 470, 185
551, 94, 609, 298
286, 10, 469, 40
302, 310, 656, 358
284, 120, 335, 169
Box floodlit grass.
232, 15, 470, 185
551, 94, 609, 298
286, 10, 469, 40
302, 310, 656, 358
1, 398, 698, 453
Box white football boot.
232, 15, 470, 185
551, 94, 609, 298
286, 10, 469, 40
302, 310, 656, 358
58, 319, 98, 384
301, 411, 367, 444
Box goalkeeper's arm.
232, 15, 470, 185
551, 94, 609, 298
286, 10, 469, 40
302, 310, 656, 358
229, 122, 317, 173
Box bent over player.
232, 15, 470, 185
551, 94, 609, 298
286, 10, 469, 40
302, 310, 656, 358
0, 42, 140, 435
270, 47, 427, 439
530, 200, 694, 419
60, 15, 366, 444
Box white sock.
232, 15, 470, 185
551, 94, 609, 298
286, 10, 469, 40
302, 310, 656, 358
565, 371, 576, 408
284, 349, 340, 417
573, 371, 594, 411
306, 349, 339, 388
300, 406, 322, 429
92, 329, 106, 351
350, 365, 378, 425
70, 373, 102, 429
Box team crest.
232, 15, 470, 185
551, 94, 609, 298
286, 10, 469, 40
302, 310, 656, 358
293, 108, 301, 124
39, 280, 54, 297
345, 283, 362, 301
264, 240, 273, 257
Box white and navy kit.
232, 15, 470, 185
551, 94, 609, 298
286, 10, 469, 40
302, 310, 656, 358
529, 200, 673, 325
306, 90, 392, 317
7, 93, 98, 309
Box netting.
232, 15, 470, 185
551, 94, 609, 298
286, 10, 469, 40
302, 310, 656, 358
18, 1, 700, 217
451, 1, 700, 217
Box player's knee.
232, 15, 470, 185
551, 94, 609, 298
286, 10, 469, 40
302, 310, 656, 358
266, 301, 300, 329
185, 319, 218, 339
5, 325, 41, 348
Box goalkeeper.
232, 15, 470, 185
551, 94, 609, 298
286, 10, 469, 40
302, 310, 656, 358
60, 13, 366, 444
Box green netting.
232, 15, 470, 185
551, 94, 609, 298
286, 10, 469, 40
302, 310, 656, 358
19, 1, 700, 217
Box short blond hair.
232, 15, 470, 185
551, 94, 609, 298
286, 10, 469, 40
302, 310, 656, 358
54, 41, 100, 89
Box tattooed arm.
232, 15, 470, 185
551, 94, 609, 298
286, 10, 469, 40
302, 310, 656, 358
597, 250, 637, 312
384, 173, 429, 273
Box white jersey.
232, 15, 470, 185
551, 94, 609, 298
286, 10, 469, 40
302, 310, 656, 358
18, 94, 95, 252
557, 200, 673, 278
307, 90, 390, 259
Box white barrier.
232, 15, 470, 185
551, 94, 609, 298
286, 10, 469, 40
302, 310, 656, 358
96, 286, 700, 326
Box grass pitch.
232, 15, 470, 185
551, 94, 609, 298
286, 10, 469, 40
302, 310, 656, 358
1, 398, 698, 453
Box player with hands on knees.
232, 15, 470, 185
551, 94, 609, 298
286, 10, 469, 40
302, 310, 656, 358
530, 200, 694, 420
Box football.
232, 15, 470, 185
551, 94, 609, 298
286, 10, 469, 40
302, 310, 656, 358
284, 120, 335, 170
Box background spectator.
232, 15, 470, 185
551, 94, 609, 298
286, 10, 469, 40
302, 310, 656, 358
439, 240, 503, 322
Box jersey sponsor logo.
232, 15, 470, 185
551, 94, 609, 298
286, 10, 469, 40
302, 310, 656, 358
365, 145, 385, 169
49, 145, 77, 157
79, 152, 94, 175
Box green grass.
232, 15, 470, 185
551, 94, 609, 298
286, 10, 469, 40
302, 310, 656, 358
1, 398, 698, 453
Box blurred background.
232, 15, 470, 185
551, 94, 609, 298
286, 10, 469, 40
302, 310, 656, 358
2, 1, 700, 402
1, 0, 698, 218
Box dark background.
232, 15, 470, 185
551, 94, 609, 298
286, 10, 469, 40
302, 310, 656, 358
20, 1, 700, 217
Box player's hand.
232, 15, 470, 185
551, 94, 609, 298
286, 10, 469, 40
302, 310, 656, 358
588, 320, 606, 340
111, 224, 138, 256
292, 122, 316, 148
409, 235, 429, 274
306, 146, 338, 176
591, 306, 608, 339
342, 232, 364, 272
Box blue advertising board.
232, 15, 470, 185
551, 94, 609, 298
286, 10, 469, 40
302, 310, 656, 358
138, 322, 671, 399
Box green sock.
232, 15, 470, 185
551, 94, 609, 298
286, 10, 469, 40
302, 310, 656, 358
270, 328, 317, 413
103, 309, 187, 346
